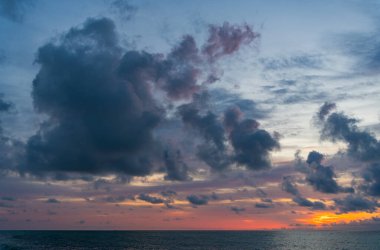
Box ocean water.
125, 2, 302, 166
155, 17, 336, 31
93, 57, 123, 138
0, 230, 379, 250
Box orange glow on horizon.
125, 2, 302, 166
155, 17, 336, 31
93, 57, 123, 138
299, 210, 380, 226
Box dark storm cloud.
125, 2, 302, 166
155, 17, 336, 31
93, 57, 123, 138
163, 149, 191, 181
110, 0, 137, 21
23, 17, 260, 179
316, 103, 380, 162
228, 112, 280, 170
316, 103, 380, 197
305, 151, 340, 194
25, 18, 163, 178
0, 0, 35, 23
297, 150, 353, 194
137, 193, 165, 204
306, 150, 324, 165
202, 22, 258, 61
334, 194, 378, 213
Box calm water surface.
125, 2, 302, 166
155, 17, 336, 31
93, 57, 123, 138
0, 230, 379, 250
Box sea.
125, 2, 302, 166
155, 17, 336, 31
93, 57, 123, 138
0, 230, 379, 250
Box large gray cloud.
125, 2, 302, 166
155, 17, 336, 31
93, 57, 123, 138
21, 17, 261, 180
25, 18, 163, 178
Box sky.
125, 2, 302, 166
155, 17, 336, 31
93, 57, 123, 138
1, 0, 380, 230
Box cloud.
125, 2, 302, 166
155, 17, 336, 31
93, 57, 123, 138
103, 195, 128, 203
78, 219, 85, 224
336, 28, 380, 74
334, 194, 378, 213
316, 102, 336, 121
202, 22, 259, 61
21, 17, 260, 180
281, 175, 326, 210
0, 96, 11, 114
0, 0, 35, 23
226, 110, 280, 170
1, 196, 15, 201
228, 111, 280, 170
186, 193, 217, 206
292, 196, 326, 210
208, 88, 269, 120
24, 18, 164, 178
316, 103, 380, 162
281, 176, 300, 196
255, 201, 274, 209
0, 95, 22, 175
156, 23, 258, 100
179, 103, 225, 152
230, 206, 245, 214
316, 103, 380, 197
137, 193, 165, 204
163, 149, 191, 181
161, 190, 177, 198
260, 54, 323, 71
157, 35, 202, 100
137, 192, 176, 208
46, 198, 60, 203
305, 151, 348, 194
110, 0, 137, 21
362, 163, 380, 197
187, 194, 209, 206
